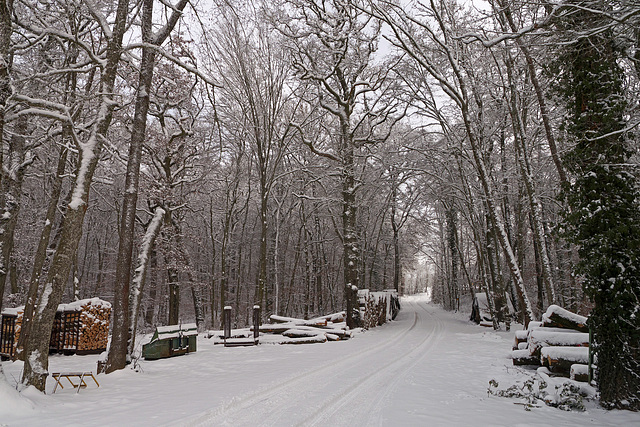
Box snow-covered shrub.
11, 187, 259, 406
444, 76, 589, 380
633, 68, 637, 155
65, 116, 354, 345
488, 373, 587, 412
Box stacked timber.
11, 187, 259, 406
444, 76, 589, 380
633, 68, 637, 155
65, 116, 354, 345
358, 289, 399, 329
1, 298, 110, 358
264, 313, 351, 344
0, 307, 23, 359
69, 298, 111, 354
511, 305, 591, 382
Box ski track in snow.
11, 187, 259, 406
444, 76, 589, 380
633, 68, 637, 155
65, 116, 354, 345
178, 299, 444, 427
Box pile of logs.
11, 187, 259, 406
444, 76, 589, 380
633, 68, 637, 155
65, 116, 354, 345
511, 305, 591, 382
209, 312, 351, 345
74, 298, 111, 354
0, 298, 111, 358
358, 289, 400, 329
0, 307, 22, 359
262, 313, 351, 344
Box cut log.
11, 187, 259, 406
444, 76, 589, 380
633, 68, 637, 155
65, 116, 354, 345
527, 321, 543, 331
527, 330, 589, 358
511, 349, 541, 366
256, 324, 351, 339
280, 335, 327, 345
540, 346, 589, 373
570, 364, 590, 382
513, 330, 528, 350
282, 329, 323, 338
269, 315, 327, 327
541, 305, 588, 332
325, 333, 340, 341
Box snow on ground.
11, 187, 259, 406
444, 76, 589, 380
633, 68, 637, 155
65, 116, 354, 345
1, 295, 639, 426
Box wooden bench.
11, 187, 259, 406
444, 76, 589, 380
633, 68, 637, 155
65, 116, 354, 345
51, 372, 100, 393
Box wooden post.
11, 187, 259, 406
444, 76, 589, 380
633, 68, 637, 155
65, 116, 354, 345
223, 306, 232, 344
253, 305, 260, 344
588, 324, 593, 384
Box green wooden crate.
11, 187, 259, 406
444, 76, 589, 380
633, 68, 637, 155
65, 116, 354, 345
142, 323, 197, 360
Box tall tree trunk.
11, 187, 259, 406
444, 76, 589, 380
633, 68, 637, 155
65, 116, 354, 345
445, 205, 458, 311
209, 200, 217, 328
107, 0, 190, 374
167, 266, 180, 325
21, 0, 130, 391
391, 185, 402, 293
0, 115, 29, 311
256, 173, 269, 318
107, 0, 156, 373
127, 207, 165, 357
342, 136, 359, 328
504, 53, 557, 308
144, 248, 158, 327
0, 0, 13, 226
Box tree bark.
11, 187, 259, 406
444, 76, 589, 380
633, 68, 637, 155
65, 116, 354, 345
21, 0, 130, 392
127, 207, 165, 357
107, 0, 190, 374
0, 115, 29, 312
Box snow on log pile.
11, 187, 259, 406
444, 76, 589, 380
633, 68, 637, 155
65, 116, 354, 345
511, 305, 591, 382
208, 312, 351, 345
0, 307, 23, 359
358, 289, 400, 329
0, 298, 110, 358
62, 298, 111, 354
262, 312, 350, 344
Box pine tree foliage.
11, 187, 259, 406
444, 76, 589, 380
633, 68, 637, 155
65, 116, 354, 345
555, 0, 640, 410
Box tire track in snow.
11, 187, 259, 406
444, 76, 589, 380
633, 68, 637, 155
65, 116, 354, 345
362, 300, 445, 426
301, 300, 444, 426
177, 300, 438, 426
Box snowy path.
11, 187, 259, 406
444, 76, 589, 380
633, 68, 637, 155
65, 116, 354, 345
182, 300, 444, 426
2, 296, 640, 426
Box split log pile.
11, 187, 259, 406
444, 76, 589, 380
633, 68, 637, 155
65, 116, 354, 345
72, 298, 111, 354
0, 307, 23, 359
358, 289, 400, 329
0, 298, 110, 358
511, 305, 591, 382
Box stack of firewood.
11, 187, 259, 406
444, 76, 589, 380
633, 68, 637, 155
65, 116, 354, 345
362, 294, 387, 329
75, 298, 111, 354
2, 298, 111, 357
511, 305, 591, 382
358, 289, 398, 329
0, 307, 23, 358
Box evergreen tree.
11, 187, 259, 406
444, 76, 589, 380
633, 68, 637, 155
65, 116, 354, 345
556, 0, 640, 410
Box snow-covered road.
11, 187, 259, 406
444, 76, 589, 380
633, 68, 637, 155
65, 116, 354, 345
2, 295, 639, 426
182, 300, 445, 426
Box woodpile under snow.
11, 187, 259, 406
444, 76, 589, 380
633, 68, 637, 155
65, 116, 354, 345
208, 292, 400, 346
208, 312, 352, 345
511, 305, 591, 383
73, 298, 111, 354
358, 289, 400, 329
0, 298, 111, 359
265, 313, 351, 343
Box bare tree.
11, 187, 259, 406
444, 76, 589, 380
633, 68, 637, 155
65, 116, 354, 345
106, 0, 190, 375
274, 0, 406, 327
21, 0, 131, 391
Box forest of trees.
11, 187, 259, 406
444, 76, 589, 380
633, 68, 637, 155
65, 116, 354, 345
0, 0, 637, 410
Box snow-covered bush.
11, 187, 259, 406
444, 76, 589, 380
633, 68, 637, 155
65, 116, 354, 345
488, 371, 589, 412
